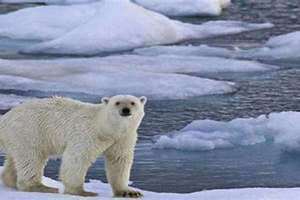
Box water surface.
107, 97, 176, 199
0, 0, 299, 193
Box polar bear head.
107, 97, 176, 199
101, 95, 147, 133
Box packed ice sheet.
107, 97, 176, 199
0, 94, 33, 110
133, 0, 231, 16
154, 112, 300, 152
0, 167, 300, 199
0, 58, 236, 100
1, 0, 231, 16
136, 31, 300, 61
0, 0, 272, 55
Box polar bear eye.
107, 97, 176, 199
115, 102, 120, 106
131, 102, 135, 106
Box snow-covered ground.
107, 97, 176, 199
136, 31, 300, 61
0, 0, 273, 55
1, 0, 231, 17
155, 112, 300, 152
0, 167, 299, 200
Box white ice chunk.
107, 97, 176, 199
0, 0, 272, 55
1, 0, 231, 16
0, 3, 98, 41
240, 31, 300, 60
0, 0, 95, 3
133, 0, 231, 16
0, 58, 236, 100
44, 54, 275, 74
137, 32, 300, 61
154, 112, 300, 152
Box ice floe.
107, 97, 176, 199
0, 3, 98, 40
0, 0, 96, 4
1, 0, 231, 16
133, 0, 231, 16
136, 31, 300, 61
154, 112, 300, 152
239, 31, 300, 61
0, 0, 272, 55
135, 44, 235, 58
0, 58, 236, 99
0, 167, 300, 200
17, 54, 275, 74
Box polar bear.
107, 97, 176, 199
0, 95, 146, 198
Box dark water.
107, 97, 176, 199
0, 0, 300, 193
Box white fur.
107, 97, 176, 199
0, 95, 146, 196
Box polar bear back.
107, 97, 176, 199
0, 97, 105, 155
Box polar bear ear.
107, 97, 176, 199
101, 97, 110, 104
139, 96, 147, 105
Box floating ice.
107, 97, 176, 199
135, 45, 234, 58
0, 0, 272, 55
98, 54, 277, 73
154, 112, 300, 152
1, 0, 231, 16
240, 31, 300, 60
0, 166, 300, 199
23, 54, 275, 74
133, 0, 231, 16
0, 0, 96, 3
136, 31, 300, 61
0, 58, 236, 100
0, 94, 33, 110
0, 3, 98, 41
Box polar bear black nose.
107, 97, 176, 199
121, 107, 131, 116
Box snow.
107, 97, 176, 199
136, 31, 300, 61
0, 0, 272, 55
0, 167, 299, 200
0, 58, 236, 100
0, 94, 33, 110
133, 0, 231, 16
154, 112, 300, 152
0, 3, 98, 41
1, 0, 231, 16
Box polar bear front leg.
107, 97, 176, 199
60, 147, 98, 197
105, 146, 142, 198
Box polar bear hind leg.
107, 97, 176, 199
14, 152, 58, 193
2, 156, 17, 188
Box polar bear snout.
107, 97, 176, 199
120, 107, 131, 117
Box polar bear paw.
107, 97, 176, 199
65, 190, 98, 197
115, 190, 143, 198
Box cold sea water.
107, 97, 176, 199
0, 0, 300, 193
